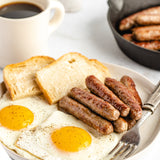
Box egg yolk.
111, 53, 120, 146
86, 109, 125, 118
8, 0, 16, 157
51, 126, 92, 152
0, 105, 34, 130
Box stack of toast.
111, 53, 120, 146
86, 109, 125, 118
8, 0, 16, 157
3, 52, 110, 104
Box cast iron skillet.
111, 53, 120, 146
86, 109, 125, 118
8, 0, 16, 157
107, 0, 160, 70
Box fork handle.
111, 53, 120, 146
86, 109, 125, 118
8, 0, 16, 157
143, 81, 160, 113
136, 81, 160, 127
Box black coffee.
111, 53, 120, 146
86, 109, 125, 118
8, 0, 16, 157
0, 2, 42, 19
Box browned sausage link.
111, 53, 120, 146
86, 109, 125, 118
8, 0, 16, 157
58, 96, 113, 135
123, 34, 160, 50
120, 76, 142, 106
70, 87, 120, 121
135, 14, 160, 26
85, 75, 130, 117
122, 33, 133, 41
113, 117, 128, 133
105, 77, 142, 120
125, 117, 137, 130
119, 6, 160, 31
132, 25, 160, 41
134, 40, 160, 50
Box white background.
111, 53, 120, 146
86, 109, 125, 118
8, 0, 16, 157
0, 0, 160, 159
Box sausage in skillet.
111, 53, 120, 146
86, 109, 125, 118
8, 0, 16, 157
85, 75, 130, 117
123, 33, 133, 41
105, 77, 142, 120
119, 6, 160, 31
135, 14, 160, 26
133, 25, 160, 41
58, 96, 113, 135
134, 40, 160, 50
123, 33, 160, 50
70, 87, 120, 121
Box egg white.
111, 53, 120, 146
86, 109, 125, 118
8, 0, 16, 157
16, 111, 120, 160
0, 92, 57, 160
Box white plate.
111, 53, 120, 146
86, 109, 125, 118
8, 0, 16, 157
1, 63, 160, 160
104, 63, 160, 159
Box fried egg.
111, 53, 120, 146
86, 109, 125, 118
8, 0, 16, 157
0, 92, 57, 160
16, 111, 120, 160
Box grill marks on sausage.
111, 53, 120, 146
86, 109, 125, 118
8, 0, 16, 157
58, 96, 113, 135
105, 77, 142, 120
85, 75, 130, 117
70, 87, 120, 121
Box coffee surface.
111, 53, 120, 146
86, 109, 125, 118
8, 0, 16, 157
0, 2, 42, 19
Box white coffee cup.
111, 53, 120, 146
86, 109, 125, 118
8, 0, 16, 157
0, 0, 65, 68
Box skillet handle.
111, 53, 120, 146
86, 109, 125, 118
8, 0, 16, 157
107, 0, 124, 12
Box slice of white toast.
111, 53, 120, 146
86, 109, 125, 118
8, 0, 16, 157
36, 52, 110, 104
3, 56, 55, 100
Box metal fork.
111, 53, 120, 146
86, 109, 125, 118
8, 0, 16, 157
108, 81, 160, 160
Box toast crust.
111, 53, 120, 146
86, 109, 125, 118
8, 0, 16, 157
36, 52, 110, 104
3, 56, 55, 100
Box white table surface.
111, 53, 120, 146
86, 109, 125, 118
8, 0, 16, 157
0, 0, 160, 159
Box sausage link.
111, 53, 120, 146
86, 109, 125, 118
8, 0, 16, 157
135, 14, 160, 26
133, 25, 160, 41
105, 77, 142, 120
123, 33, 160, 50
58, 96, 113, 135
125, 117, 137, 130
119, 6, 160, 31
123, 33, 133, 41
70, 87, 120, 121
120, 75, 142, 106
113, 117, 128, 133
134, 40, 160, 50
85, 75, 130, 117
